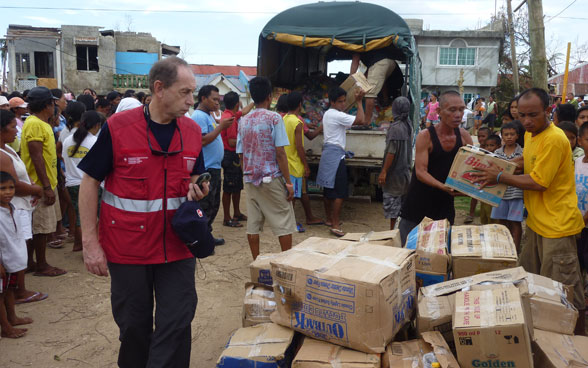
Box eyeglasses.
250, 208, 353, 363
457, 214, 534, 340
144, 105, 183, 156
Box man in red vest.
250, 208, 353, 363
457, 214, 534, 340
78, 57, 208, 367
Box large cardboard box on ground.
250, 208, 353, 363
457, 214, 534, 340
250, 253, 283, 286
451, 224, 517, 279
532, 329, 588, 368
216, 323, 296, 368
339, 72, 374, 111
453, 287, 533, 368
383, 331, 460, 368
417, 294, 456, 352
292, 337, 380, 368
405, 217, 451, 287
270, 237, 416, 354
445, 145, 517, 206
242, 283, 277, 327
341, 230, 401, 247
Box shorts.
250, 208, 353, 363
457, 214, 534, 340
290, 175, 303, 198
520, 227, 586, 310
14, 208, 32, 240
32, 187, 60, 235
245, 177, 296, 237
323, 159, 348, 199
383, 193, 403, 219
366, 59, 397, 98
222, 150, 244, 193
1, 272, 17, 293
67, 185, 81, 227
491, 198, 524, 222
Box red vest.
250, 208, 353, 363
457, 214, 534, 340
99, 107, 202, 264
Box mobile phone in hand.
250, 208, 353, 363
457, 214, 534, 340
195, 172, 211, 186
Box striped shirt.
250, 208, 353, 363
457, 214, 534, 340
496, 144, 524, 200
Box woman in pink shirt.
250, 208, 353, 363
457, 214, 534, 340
425, 93, 439, 127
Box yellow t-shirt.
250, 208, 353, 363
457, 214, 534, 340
523, 123, 584, 238
20, 115, 58, 189
283, 114, 305, 178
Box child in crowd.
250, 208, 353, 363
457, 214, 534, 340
0, 171, 32, 338
559, 121, 585, 162
490, 122, 524, 252
479, 134, 501, 225
576, 106, 588, 129
465, 127, 491, 224
575, 123, 588, 275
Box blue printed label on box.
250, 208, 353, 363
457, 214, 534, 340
416, 272, 448, 287
292, 303, 349, 343
306, 276, 355, 297
257, 270, 273, 286
446, 177, 502, 206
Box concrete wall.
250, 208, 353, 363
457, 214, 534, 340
7, 37, 59, 90
61, 25, 116, 95
115, 32, 161, 55
116, 52, 158, 74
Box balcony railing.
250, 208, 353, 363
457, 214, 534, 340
113, 74, 149, 89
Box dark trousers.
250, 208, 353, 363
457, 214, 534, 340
200, 168, 221, 232
108, 258, 197, 368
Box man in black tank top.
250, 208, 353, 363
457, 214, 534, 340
398, 91, 473, 245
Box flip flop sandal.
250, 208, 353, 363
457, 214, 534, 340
15, 292, 49, 304
233, 214, 248, 221
48, 239, 64, 249
34, 267, 67, 277
297, 223, 306, 233
223, 219, 243, 228
307, 221, 325, 226
330, 228, 345, 237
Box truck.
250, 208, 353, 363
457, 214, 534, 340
257, 1, 421, 197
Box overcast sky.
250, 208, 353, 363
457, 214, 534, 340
1, 0, 586, 74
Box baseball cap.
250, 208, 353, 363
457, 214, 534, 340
9, 97, 27, 109
0, 96, 8, 106
27, 86, 59, 102
172, 200, 215, 258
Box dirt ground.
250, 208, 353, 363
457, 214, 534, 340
0, 195, 473, 368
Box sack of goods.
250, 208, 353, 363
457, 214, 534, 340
270, 237, 416, 353
405, 217, 451, 287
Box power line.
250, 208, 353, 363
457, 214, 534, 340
545, 0, 577, 23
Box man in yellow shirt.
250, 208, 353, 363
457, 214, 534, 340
20, 86, 66, 277
476, 87, 585, 334
283, 92, 322, 231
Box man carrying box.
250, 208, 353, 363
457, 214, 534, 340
476, 87, 586, 335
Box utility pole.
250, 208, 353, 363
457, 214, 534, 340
527, 0, 548, 90
506, 0, 520, 94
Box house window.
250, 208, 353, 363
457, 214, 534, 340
15, 53, 30, 74
76, 46, 99, 71
463, 93, 474, 105
34, 52, 54, 78
439, 48, 476, 66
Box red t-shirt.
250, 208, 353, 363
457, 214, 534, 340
220, 109, 242, 151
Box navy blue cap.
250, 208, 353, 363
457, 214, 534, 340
172, 201, 214, 258
27, 86, 59, 102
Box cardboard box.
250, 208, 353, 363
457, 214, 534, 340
451, 224, 518, 279
405, 217, 451, 287
250, 253, 282, 286
339, 72, 374, 111
216, 323, 296, 368
453, 288, 533, 368
292, 337, 380, 368
445, 145, 517, 206
532, 329, 588, 368
417, 294, 456, 352
270, 237, 416, 354
242, 283, 277, 327
341, 230, 401, 248
383, 331, 460, 368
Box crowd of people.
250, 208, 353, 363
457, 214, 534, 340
2, 54, 588, 365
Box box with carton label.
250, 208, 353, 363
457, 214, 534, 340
292, 337, 380, 368
532, 329, 588, 368
452, 287, 533, 368
405, 217, 451, 287
250, 253, 283, 286
445, 145, 517, 206
341, 230, 401, 247
451, 224, 517, 279
383, 331, 460, 368
216, 323, 296, 368
242, 283, 277, 327
417, 294, 456, 353
270, 237, 416, 354
339, 72, 374, 111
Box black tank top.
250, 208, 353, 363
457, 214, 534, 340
400, 126, 463, 224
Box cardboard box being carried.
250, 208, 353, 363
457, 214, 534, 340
242, 283, 277, 327
383, 331, 460, 368
445, 145, 517, 206
405, 217, 451, 287
451, 224, 517, 279
532, 329, 588, 368
250, 253, 283, 286
216, 323, 296, 368
270, 237, 416, 354
340, 230, 401, 248
292, 337, 380, 368
339, 72, 374, 111
453, 287, 533, 368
